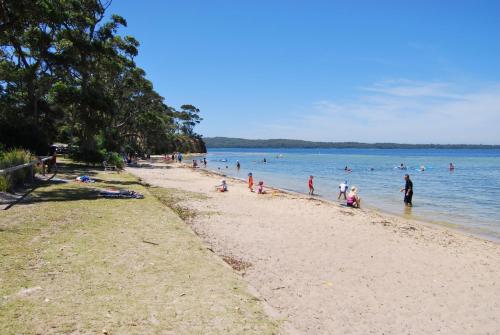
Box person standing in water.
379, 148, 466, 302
248, 172, 254, 192
203, 157, 207, 167
449, 162, 455, 171
338, 180, 348, 200
400, 174, 413, 207
308, 175, 314, 195
236, 160, 241, 170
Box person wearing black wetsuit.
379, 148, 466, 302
401, 174, 413, 206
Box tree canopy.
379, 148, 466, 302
0, 0, 205, 160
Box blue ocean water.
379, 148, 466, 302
200, 148, 500, 241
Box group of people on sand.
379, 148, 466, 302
247, 172, 266, 194
216, 172, 266, 194
308, 176, 362, 208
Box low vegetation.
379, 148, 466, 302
0, 149, 35, 192
0, 161, 278, 334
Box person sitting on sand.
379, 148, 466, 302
346, 186, 361, 208
338, 180, 348, 200
216, 179, 228, 192
257, 181, 266, 194
248, 173, 254, 192
308, 175, 314, 195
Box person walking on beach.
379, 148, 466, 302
400, 174, 413, 207
248, 172, 254, 192
203, 157, 207, 168
338, 180, 348, 200
308, 175, 314, 195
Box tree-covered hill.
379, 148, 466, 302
204, 137, 500, 149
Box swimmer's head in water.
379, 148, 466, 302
248, 172, 252, 176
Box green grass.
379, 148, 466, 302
0, 161, 278, 334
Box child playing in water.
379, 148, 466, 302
248, 173, 254, 192
338, 180, 348, 199
308, 175, 314, 195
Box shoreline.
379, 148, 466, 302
187, 162, 499, 245
128, 161, 500, 334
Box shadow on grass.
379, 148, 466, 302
93, 179, 143, 187
26, 187, 99, 203
55, 162, 101, 180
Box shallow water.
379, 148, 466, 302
198, 148, 500, 241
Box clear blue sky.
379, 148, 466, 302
108, 0, 500, 144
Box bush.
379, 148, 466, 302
0, 149, 34, 191
0, 175, 10, 192
70, 147, 106, 165
105, 152, 124, 170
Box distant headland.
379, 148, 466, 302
204, 137, 500, 149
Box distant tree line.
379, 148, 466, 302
204, 137, 500, 149
0, 0, 205, 162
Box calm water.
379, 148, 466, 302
199, 148, 500, 241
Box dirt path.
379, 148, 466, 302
129, 163, 500, 335
0, 162, 279, 334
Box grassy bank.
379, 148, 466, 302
0, 161, 278, 334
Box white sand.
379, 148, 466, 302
129, 163, 500, 335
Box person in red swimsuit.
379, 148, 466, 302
308, 175, 314, 195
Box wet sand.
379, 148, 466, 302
129, 162, 500, 335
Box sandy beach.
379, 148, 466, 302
129, 162, 500, 335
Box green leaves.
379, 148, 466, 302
0, 0, 205, 157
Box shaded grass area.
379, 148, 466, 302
0, 161, 278, 334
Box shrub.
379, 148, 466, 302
70, 147, 106, 165
0, 149, 34, 191
0, 175, 10, 192
105, 152, 124, 170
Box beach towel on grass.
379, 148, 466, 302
99, 189, 144, 199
